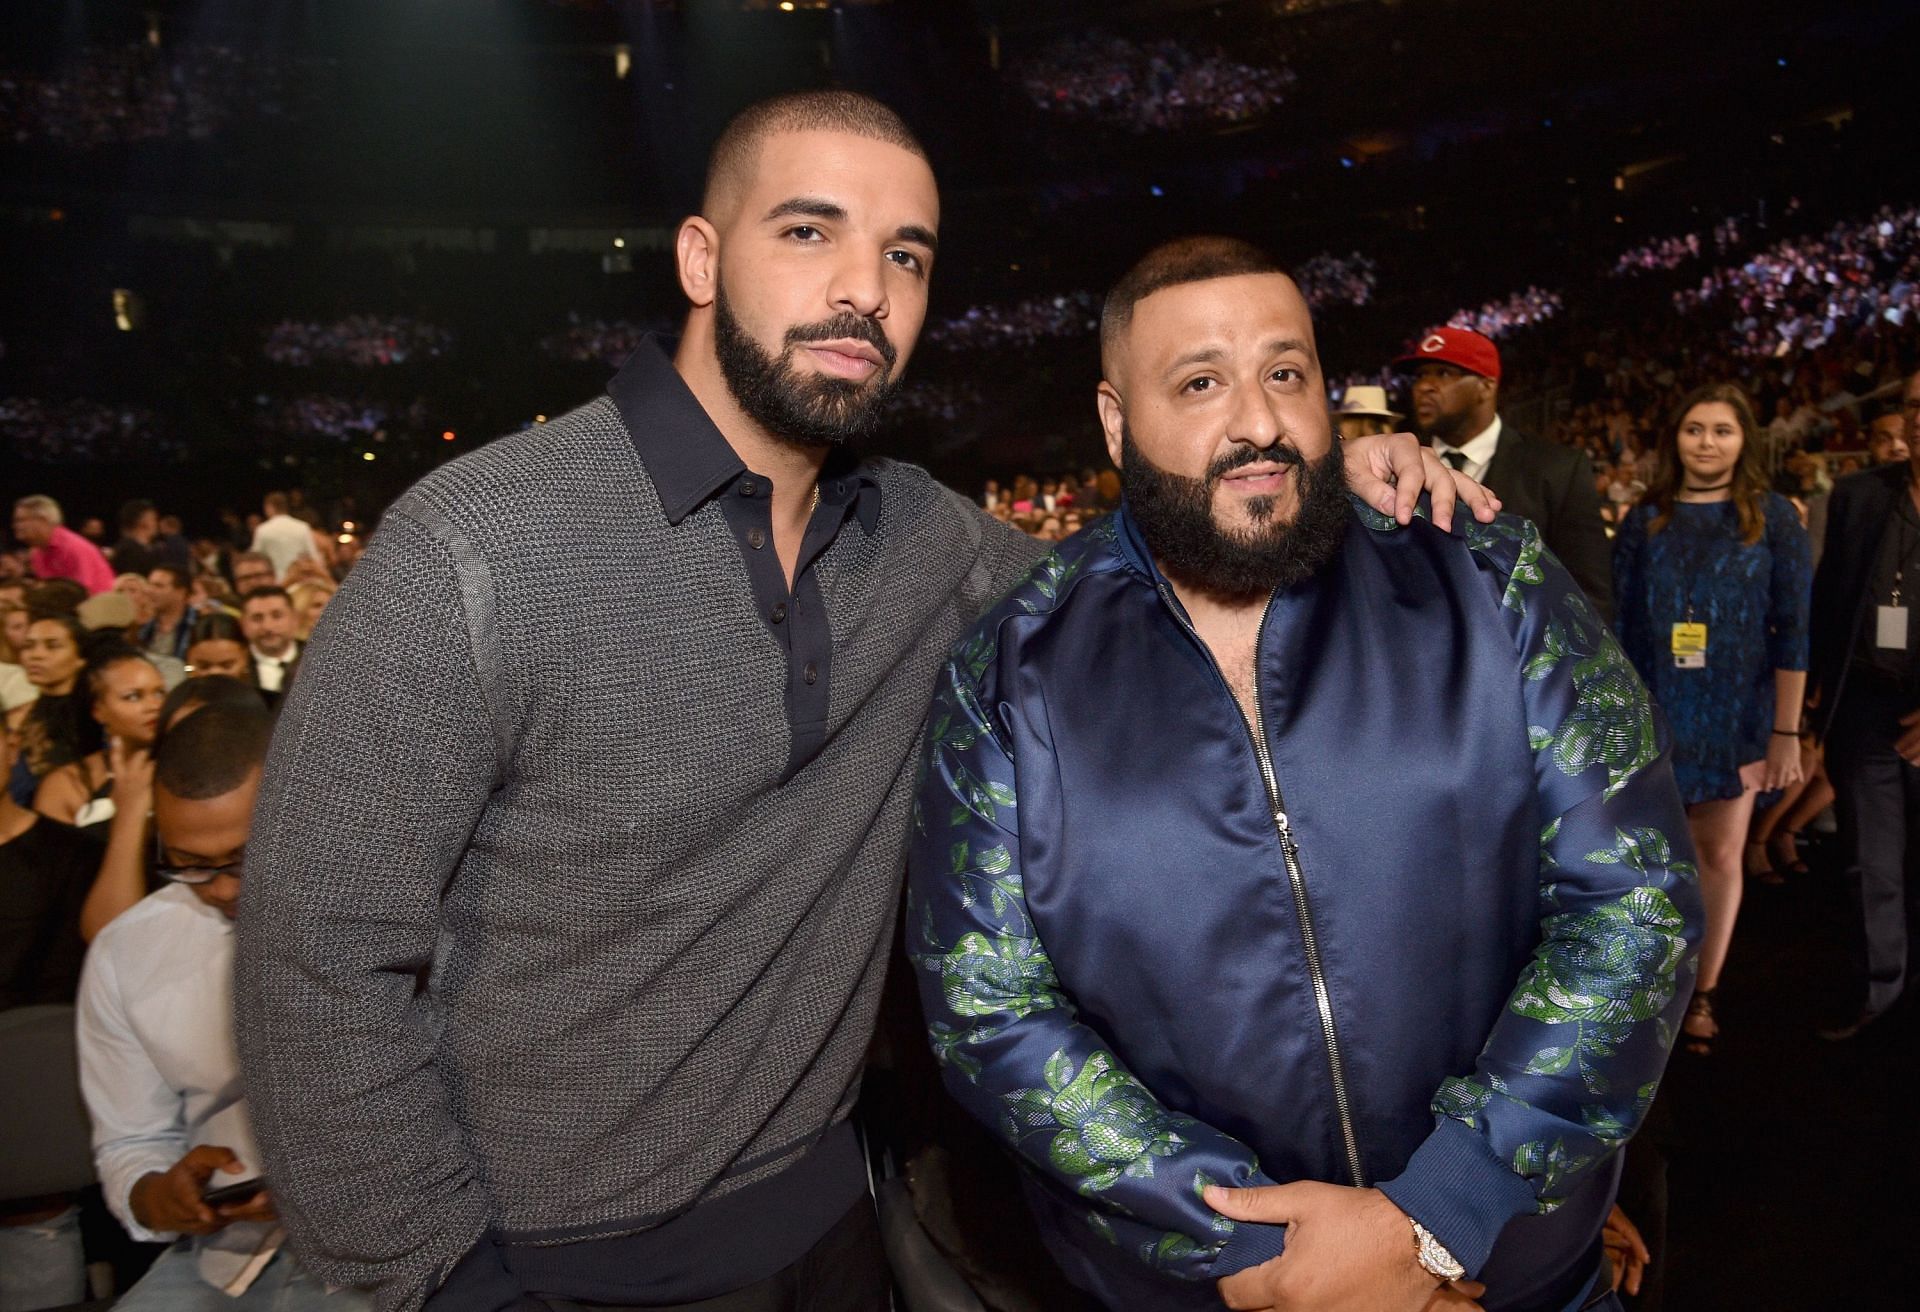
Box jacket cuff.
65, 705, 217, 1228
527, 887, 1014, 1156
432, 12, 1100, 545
424, 1236, 531, 1312
1375, 1117, 1537, 1278
1211, 1217, 1288, 1276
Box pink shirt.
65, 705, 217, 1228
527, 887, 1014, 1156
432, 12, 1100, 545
32, 526, 117, 595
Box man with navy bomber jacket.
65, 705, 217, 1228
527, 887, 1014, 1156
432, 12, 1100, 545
908, 239, 1701, 1312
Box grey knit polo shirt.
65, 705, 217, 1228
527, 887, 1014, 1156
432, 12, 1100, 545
233, 364, 1045, 1311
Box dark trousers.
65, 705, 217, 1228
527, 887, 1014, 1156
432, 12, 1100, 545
1828, 676, 1920, 1016
540, 1200, 888, 1312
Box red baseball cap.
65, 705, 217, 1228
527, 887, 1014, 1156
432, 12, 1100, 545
1393, 326, 1502, 381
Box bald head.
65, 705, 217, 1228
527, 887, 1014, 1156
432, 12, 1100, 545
702, 90, 930, 224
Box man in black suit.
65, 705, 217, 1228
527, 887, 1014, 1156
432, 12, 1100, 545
1396, 327, 1613, 621
1810, 367, 1920, 1039
238, 585, 302, 710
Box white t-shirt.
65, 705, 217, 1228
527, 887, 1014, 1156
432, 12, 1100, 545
249, 514, 321, 582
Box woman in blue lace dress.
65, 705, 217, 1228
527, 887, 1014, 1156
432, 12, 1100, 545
1613, 382, 1812, 1055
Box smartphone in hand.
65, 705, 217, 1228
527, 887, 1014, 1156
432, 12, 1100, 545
202, 1178, 265, 1208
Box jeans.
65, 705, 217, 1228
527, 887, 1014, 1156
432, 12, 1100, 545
114, 1243, 371, 1311
0, 1206, 83, 1311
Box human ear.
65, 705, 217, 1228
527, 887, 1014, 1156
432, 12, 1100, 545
1096, 381, 1127, 468
676, 217, 720, 309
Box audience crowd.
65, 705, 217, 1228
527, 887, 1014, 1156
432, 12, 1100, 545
1291, 249, 1379, 309
251, 394, 394, 443
925, 292, 1101, 350
1609, 216, 1746, 278
1447, 284, 1564, 338
0, 44, 302, 149
1672, 202, 1920, 357
0, 399, 177, 464
1011, 33, 1295, 131
4, 191, 1918, 1311
539, 314, 679, 369
261, 315, 454, 368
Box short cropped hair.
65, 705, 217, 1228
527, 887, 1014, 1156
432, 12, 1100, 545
154, 700, 274, 801
1100, 236, 1290, 377
242, 585, 292, 609
148, 563, 189, 591
13, 494, 62, 525
157, 673, 267, 735
702, 90, 929, 220
119, 498, 156, 531
263, 491, 289, 515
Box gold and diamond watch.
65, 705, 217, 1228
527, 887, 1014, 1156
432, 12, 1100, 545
1410, 1219, 1466, 1282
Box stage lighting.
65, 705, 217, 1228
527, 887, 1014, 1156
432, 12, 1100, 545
442, 431, 457, 442
616, 45, 632, 80
363, 452, 377, 461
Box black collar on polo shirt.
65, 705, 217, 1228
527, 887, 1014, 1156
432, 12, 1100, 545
606, 335, 881, 535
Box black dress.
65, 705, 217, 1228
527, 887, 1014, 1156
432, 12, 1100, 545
0, 815, 100, 1009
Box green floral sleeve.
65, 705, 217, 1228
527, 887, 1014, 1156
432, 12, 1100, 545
1379, 516, 1704, 1271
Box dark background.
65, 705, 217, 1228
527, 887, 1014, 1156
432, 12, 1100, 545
2, 0, 1914, 529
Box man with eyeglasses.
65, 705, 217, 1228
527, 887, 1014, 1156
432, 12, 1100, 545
75, 702, 368, 1311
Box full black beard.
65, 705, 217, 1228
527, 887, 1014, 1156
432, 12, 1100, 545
1120, 426, 1351, 598
712, 280, 900, 449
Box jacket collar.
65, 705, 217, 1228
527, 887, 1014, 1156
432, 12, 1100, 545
1109, 499, 1159, 584
606, 335, 880, 533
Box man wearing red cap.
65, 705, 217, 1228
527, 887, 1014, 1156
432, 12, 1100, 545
1396, 328, 1613, 621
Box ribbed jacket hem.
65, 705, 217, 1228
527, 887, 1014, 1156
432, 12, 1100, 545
1376, 1117, 1538, 1277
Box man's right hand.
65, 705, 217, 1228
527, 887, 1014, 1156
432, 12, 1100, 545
129, 1146, 248, 1235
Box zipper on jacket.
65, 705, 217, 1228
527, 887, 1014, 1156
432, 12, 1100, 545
1156, 582, 1367, 1188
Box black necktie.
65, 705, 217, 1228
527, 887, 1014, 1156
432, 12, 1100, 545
1442, 450, 1468, 472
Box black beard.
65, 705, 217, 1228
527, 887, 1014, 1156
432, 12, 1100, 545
1120, 426, 1351, 598
712, 280, 900, 449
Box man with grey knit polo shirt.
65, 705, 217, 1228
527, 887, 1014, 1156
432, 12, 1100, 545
234, 92, 1493, 1312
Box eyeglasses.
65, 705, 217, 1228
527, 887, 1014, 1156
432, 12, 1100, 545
153, 837, 244, 886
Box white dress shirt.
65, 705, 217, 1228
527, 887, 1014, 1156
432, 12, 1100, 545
76, 884, 281, 1292
1432, 414, 1503, 483
250, 643, 299, 694
249, 514, 321, 583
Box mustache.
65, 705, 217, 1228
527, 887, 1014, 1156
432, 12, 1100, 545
1207, 442, 1306, 483
784, 313, 897, 369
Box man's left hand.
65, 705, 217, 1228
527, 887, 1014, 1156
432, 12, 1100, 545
1895, 706, 1920, 766
1206, 1181, 1463, 1312
1340, 431, 1501, 534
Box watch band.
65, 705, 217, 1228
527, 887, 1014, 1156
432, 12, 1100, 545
1410, 1218, 1466, 1282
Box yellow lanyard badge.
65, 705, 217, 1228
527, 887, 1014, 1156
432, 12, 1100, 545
1671, 622, 1707, 669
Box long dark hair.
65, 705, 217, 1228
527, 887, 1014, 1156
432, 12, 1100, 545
1644, 382, 1769, 545
18, 618, 116, 779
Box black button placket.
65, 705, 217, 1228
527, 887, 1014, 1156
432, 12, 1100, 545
718, 473, 840, 777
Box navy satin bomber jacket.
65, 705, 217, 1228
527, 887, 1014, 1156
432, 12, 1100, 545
907, 499, 1702, 1312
